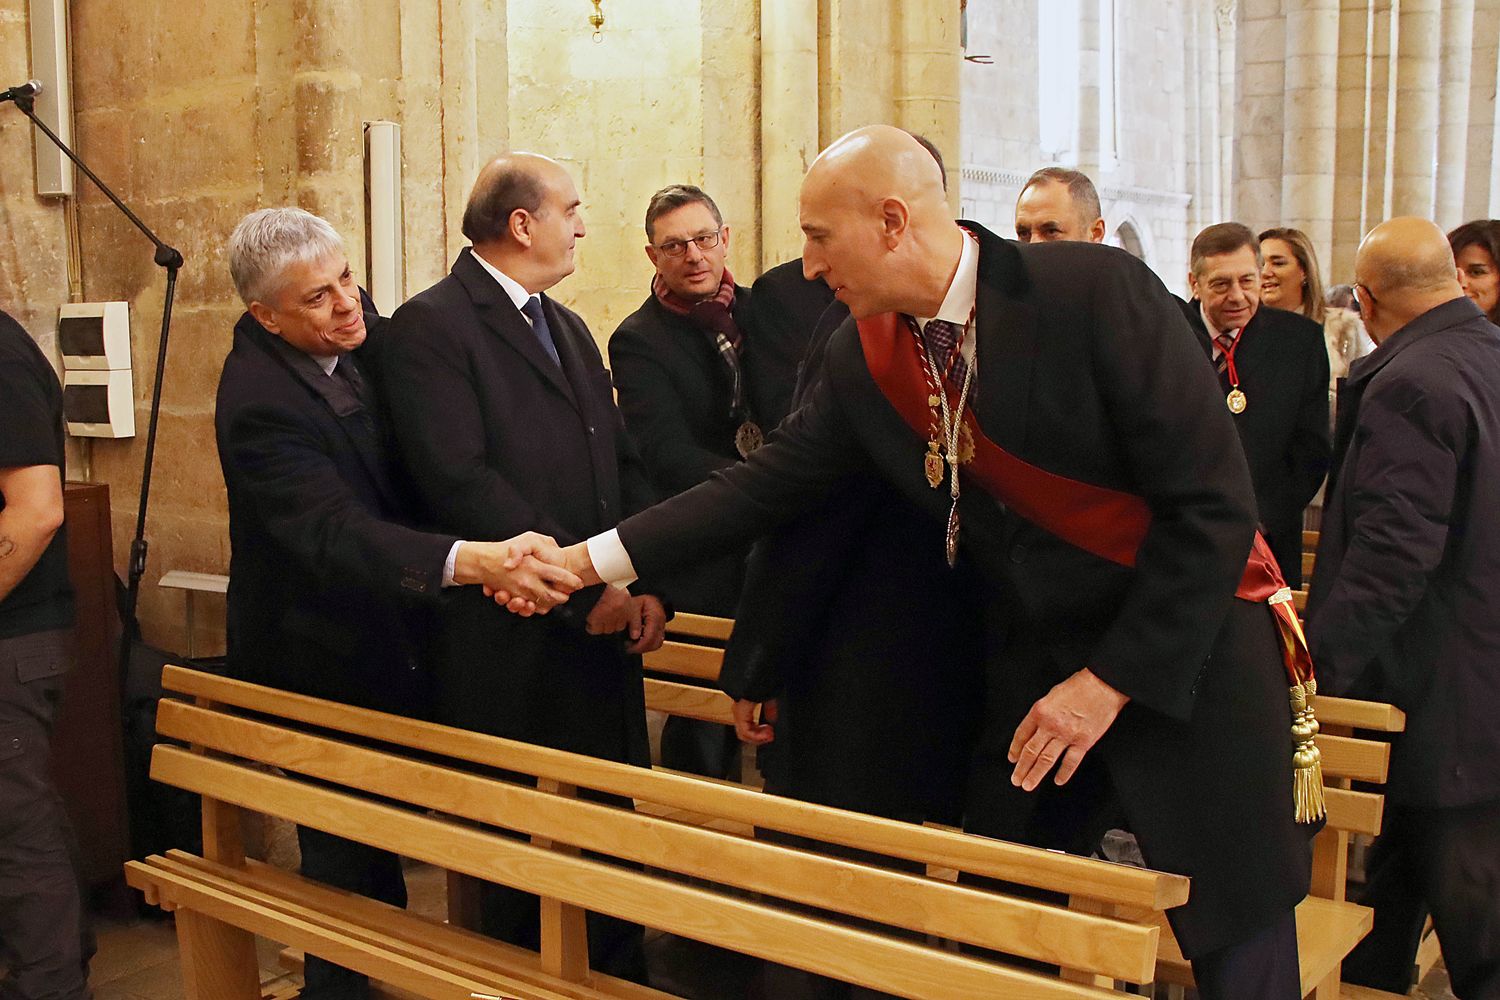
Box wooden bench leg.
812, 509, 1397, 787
174, 909, 261, 1000
1308, 964, 1340, 999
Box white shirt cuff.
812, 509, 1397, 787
587, 530, 639, 589
442, 540, 465, 588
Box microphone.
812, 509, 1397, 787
0, 80, 42, 103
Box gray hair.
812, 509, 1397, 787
228, 207, 345, 306
1022, 167, 1102, 225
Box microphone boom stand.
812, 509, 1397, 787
9, 91, 184, 674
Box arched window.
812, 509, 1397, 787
1108, 221, 1147, 263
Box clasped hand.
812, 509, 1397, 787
457, 531, 580, 616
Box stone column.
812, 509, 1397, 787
1466, 0, 1500, 219
1363, 0, 1397, 231
1076, 0, 1103, 177
1214, 3, 1237, 224
1280, 0, 1341, 270
1435, 0, 1475, 229
1234, 0, 1292, 230
896, 1, 962, 208
1390, 0, 1441, 218
1330, 0, 1371, 281
760, 0, 820, 267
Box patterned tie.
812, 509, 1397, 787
923, 317, 969, 392
521, 295, 562, 367
1214, 331, 1236, 375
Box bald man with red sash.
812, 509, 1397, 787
539, 128, 1319, 999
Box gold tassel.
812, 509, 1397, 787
1289, 680, 1326, 823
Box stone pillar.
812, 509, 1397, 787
1330, 0, 1371, 281
1280, 0, 1340, 270
1363, 0, 1397, 231
1235, 0, 1291, 231
896, 0, 962, 208
1390, 0, 1441, 218
1466, 0, 1500, 219
1435, 0, 1475, 229
1076, 0, 1102, 177
1215, 3, 1237, 224
760, 0, 820, 267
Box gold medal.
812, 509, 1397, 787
924, 442, 945, 488
735, 421, 764, 458
1227, 388, 1247, 414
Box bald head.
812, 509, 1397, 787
1355, 217, 1463, 343
798, 126, 964, 318
463, 152, 585, 294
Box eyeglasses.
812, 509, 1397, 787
655, 230, 723, 258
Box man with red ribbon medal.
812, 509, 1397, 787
524, 127, 1317, 1000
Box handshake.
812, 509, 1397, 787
453, 534, 664, 652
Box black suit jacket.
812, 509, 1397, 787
383, 248, 657, 764
744, 259, 838, 428
608, 291, 753, 615
614, 227, 1310, 955
215, 312, 455, 714
1307, 297, 1500, 809
1179, 300, 1331, 588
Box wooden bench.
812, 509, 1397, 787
644, 615, 1418, 999
127, 665, 1192, 999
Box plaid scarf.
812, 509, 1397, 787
653, 269, 749, 420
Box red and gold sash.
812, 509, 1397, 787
859, 312, 1324, 821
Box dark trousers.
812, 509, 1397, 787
296, 826, 406, 1000
1191, 909, 1301, 1000
0, 629, 93, 1000
1344, 797, 1500, 1000
658, 715, 740, 779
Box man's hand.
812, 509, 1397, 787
459, 531, 581, 616
558, 541, 603, 588
585, 585, 635, 635
1007, 668, 1129, 791
624, 594, 667, 654
731, 698, 778, 745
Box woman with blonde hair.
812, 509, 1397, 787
1259, 226, 1374, 402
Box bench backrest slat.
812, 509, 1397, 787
156, 700, 1159, 981
1314, 695, 1406, 732
151, 746, 1128, 1000
643, 641, 724, 682
160, 667, 1187, 912
666, 613, 733, 641
1318, 733, 1390, 783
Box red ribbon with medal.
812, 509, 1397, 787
1219, 327, 1248, 414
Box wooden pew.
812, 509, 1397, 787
127, 665, 1190, 1000
644, 616, 1416, 999
1149, 694, 1407, 998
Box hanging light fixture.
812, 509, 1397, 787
589, 0, 605, 42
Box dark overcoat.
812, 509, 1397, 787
383, 249, 658, 765
215, 313, 454, 714
616, 226, 1312, 956
608, 290, 753, 615
1307, 296, 1500, 810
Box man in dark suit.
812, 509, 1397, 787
541, 127, 1312, 999
1180, 223, 1331, 589
216, 207, 578, 999
1306, 218, 1500, 1000
608, 184, 753, 778
383, 154, 665, 981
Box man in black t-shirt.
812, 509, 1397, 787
0, 308, 92, 999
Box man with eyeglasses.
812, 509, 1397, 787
1180, 222, 1331, 590
608, 184, 752, 778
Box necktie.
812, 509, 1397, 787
923, 317, 969, 392
521, 295, 562, 367
1214, 331, 1236, 375
331, 355, 366, 403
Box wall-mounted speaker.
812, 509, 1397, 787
364, 120, 404, 316
28, 0, 73, 197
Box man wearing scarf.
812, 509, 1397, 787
533, 127, 1315, 999
609, 184, 754, 778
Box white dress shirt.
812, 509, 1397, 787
586, 230, 981, 588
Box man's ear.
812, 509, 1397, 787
508, 208, 533, 249
248, 300, 280, 334
1089, 218, 1107, 243
879, 197, 910, 249
644, 243, 661, 269
719, 224, 731, 252
1186, 272, 1200, 301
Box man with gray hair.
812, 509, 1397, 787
1014, 166, 1106, 244
215, 206, 578, 999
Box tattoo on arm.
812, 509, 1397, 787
0, 535, 16, 559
